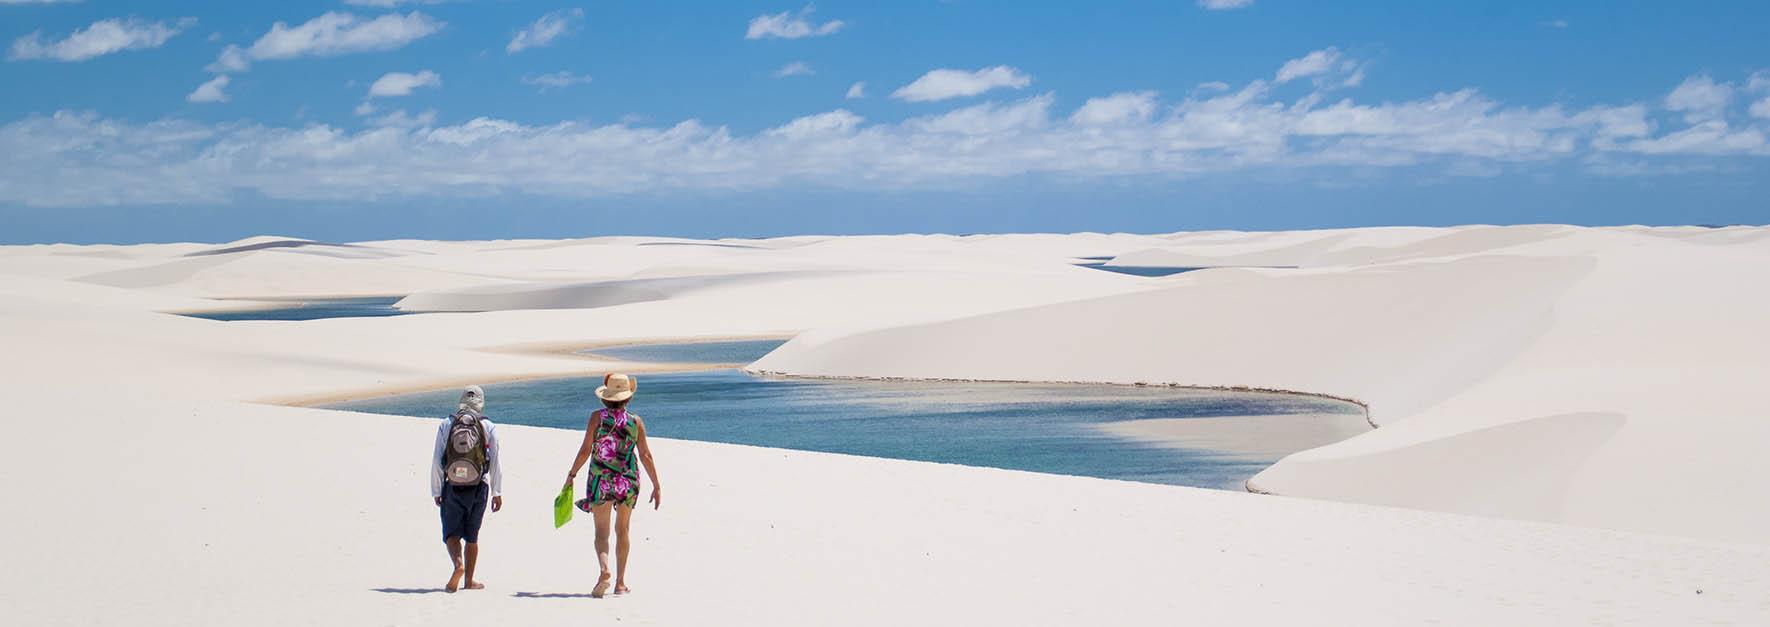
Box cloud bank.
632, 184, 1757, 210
2, 58, 1766, 208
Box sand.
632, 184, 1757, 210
4, 227, 1769, 625
753, 226, 1770, 544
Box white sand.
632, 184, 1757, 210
1098, 412, 1373, 461
4, 226, 1769, 624
754, 226, 1770, 544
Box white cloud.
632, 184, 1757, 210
522, 71, 593, 91
892, 66, 1032, 102
1665, 75, 1732, 123
368, 70, 441, 98
8, 17, 193, 62
206, 44, 249, 72
354, 101, 377, 116
1274, 47, 1365, 92
765, 110, 863, 139
1071, 91, 1157, 126
1542, 19, 1570, 29
1197, 81, 1231, 92
370, 108, 438, 129
507, 8, 583, 54
1278, 47, 1339, 83
773, 61, 813, 78
3, 67, 1767, 208
845, 81, 866, 99
213, 11, 443, 72
1623, 121, 1766, 156
0, 0, 83, 4
746, 6, 844, 40
1198, 0, 1254, 9
1752, 98, 1770, 120
185, 75, 230, 104
1749, 71, 1770, 93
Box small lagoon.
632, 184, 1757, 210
182, 297, 408, 321
327, 339, 1366, 490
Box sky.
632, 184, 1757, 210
2, 0, 1768, 244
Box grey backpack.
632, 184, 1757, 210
443, 410, 489, 486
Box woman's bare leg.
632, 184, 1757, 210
592, 502, 614, 597
613, 505, 635, 593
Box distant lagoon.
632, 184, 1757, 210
180, 297, 408, 321
327, 339, 1366, 490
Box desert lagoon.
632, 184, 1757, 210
181, 297, 409, 321
328, 339, 1367, 490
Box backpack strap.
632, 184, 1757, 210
474, 416, 489, 472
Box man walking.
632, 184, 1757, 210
432, 385, 503, 592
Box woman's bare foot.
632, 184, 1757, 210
613, 583, 631, 595
446, 567, 465, 593
463, 580, 486, 590
591, 572, 612, 598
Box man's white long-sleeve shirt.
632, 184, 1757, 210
431, 416, 502, 499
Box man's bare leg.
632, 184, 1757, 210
613, 505, 634, 594
462, 542, 485, 590
591, 502, 614, 597
445, 537, 465, 593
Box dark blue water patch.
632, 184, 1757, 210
326, 370, 1363, 490
180, 297, 409, 321
1073, 262, 1205, 277
584, 339, 787, 364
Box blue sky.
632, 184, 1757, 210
3, 0, 1768, 244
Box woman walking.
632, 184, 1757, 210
565, 372, 662, 598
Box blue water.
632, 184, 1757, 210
182, 297, 408, 321
326, 348, 1364, 489
584, 339, 786, 364
1073, 262, 1204, 277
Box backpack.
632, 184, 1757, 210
443, 409, 489, 487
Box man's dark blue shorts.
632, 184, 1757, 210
440, 482, 489, 543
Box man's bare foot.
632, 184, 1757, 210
613, 583, 631, 595
591, 573, 613, 598
446, 567, 465, 593
463, 580, 485, 591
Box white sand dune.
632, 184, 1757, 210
4, 225, 1769, 625
394, 271, 849, 312
752, 226, 1770, 544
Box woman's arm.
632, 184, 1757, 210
635, 416, 662, 509
564, 415, 598, 487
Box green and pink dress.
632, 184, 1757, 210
578, 408, 640, 509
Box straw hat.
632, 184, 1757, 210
595, 373, 636, 402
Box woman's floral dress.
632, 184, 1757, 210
578, 408, 640, 509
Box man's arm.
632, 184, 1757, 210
484, 419, 503, 500
481, 419, 503, 513
430, 421, 446, 503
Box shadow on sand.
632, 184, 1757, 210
513, 591, 602, 599
371, 587, 451, 594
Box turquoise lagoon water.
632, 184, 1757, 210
584, 339, 791, 364
182, 297, 408, 321
327, 340, 1363, 490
